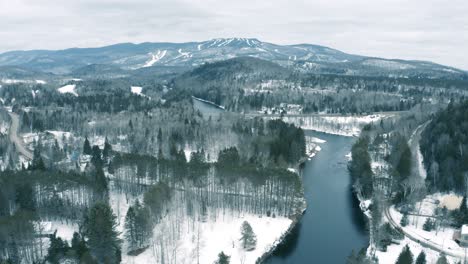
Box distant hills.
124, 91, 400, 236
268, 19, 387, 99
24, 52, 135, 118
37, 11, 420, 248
0, 38, 466, 80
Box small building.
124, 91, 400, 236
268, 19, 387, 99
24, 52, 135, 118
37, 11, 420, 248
454, 224, 468, 247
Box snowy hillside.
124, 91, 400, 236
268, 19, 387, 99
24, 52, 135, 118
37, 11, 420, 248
0, 38, 465, 79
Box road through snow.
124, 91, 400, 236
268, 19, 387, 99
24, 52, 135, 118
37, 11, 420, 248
8, 112, 33, 160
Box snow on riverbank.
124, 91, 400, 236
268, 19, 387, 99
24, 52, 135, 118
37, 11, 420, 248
122, 211, 292, 264
282, 114, 392, 137
305, 135, 325, 158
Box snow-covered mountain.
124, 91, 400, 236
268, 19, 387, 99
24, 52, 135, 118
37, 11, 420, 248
0, 38, 466, 79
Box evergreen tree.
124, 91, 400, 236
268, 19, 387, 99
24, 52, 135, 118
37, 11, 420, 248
240, 221, 257, 251
400, 213, 409, 227
30, 147, 45, 171
46, 231, 69, 264
215, 251, 230, 264
91, 145, 103, 168
93, 166, 108, 193
395, 245, 413, 264
125, 206, 138, 251
15, 183, 36, 212
423, 218, 434, 231
415, 251, 427, 264
103, 137, 112, 160
133, 200, 152, 249
436, 254, 449, 264
71, 232, 88, 259
82, 202, 121, 263
83, 137, 92, 155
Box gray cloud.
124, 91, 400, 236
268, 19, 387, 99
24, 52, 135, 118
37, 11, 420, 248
0, 0, 467, 69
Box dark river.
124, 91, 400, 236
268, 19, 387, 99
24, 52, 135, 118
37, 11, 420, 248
192, 99, 369, 263
265, 131, 369, 264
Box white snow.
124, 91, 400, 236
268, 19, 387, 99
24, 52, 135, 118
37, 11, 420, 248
309, 137, 326, 144
57, 84, 78, 96
281, 114, 391, 137
373, 237, 458, 264
122, 212, 292, 264
39, 221, 79, 242
416, 147, 427, 179
131, 86, 143, 95
461, 225, 468, 235
177, 49, 191, 58
143, 50, 167, 67
35, 80, 46, 84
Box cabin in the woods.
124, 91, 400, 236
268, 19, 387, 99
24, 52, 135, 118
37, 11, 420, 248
453, 224, 468, 247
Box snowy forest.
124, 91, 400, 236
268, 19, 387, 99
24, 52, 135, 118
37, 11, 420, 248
1, 45, 468, 263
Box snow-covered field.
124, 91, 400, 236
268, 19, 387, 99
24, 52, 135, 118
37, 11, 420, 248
122, 210, 292, 264
131, 86, 142, 95
58, 84, 78, 96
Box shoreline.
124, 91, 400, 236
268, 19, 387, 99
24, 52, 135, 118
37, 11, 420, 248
192, 96, 226, 110
255, 147, 315, 263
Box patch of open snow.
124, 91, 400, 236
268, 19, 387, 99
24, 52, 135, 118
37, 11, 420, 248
39, 221, 79, 242
177, 49, 191, 58
57, 84, 78, 96
35, 80, 46, 84
417, 148, 427, 179
131, 86, 143, 95
123, 212, 292, 264
143, 50, 167, 67
310, 137, 326, 144
373, 236, 458, 264
345, 152, 352, 161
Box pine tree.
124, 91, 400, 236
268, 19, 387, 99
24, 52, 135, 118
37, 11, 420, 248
125, 206, 138, 251
436, 254, 449, 264
415, 251, 426, 264
71, 232, 88, 259
134, 200, 152, 249
91, 145, 103, 168
15, 183, 36, 212
423, 218, 434, 231
240, 221, 257, 251
46, 231, 69, 264
30, 147, 45, 171
400, 213, 409, 227
103, 137, 112, 160
82, 202, 121, 263
215, 251, 230, 264
395, 245, 413, 264
83, 137, 92, 155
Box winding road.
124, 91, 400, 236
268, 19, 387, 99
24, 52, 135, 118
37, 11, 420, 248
8, 112, 33, 160
383, 120, 465, 259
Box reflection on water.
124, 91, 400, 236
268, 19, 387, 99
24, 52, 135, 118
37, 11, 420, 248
265, 131, 369, 264
270, 221, 302, 259
192, 97, 224, 118
193, 99, 369, 263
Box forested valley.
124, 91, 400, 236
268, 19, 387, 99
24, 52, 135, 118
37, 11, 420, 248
1, 52, 467, 264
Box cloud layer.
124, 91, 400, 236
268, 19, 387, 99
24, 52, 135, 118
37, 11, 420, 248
1, 0, 467, 69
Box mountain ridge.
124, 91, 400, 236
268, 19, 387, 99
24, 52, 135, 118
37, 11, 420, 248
0, 38, 466, 79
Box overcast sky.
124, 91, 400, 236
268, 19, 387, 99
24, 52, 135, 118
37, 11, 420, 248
1, 0, 467, 69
